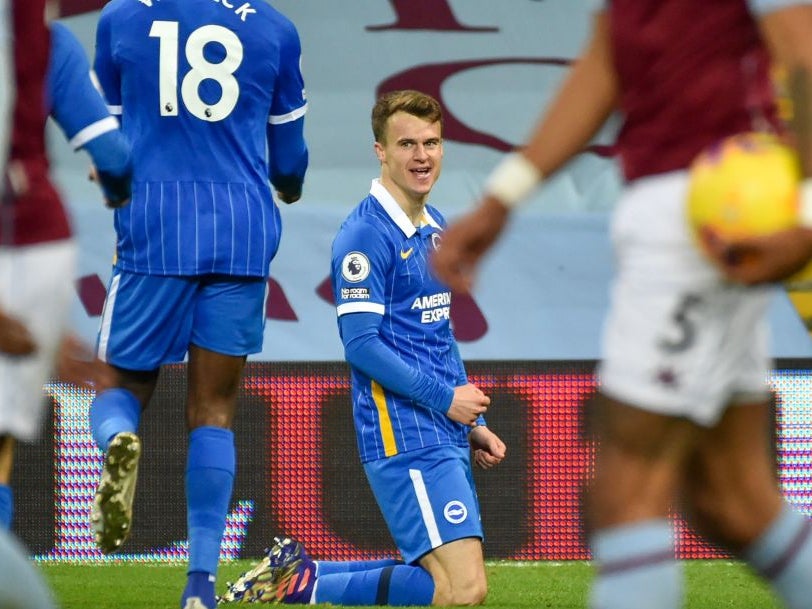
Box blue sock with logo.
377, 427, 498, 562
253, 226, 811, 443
314, 564, 434, 606
185, 426, 235, 577
744, 503, 812, 609
0, 484, 12, 529
181, 571, 216, 609
589, 519, 681, 609
88, 388, 141, 452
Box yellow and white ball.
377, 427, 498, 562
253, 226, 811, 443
687, 132, 800, 244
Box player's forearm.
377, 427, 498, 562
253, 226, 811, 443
758, 4, 812, 233
450, 340, 468, 387
788, 66, 812, 177
758, 5, 812, 175
84, 129, 131, 175
342, 329, 454, 414
450, 338, 485, 425
267, 119, 308, 198
83, 129, 133, 204
521, 11, 617, 178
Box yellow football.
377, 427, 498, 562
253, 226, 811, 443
686, 132, 800, 245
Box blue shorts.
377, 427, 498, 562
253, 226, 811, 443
96, 268, 267, 370
364, 445, 483, 564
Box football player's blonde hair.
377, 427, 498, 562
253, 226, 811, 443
371, 90, 443, 145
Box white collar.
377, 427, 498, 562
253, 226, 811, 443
369, 179, 442, 237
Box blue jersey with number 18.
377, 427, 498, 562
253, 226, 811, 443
94, 0, 307, 277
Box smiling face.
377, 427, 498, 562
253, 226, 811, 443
375, 111, 443, 213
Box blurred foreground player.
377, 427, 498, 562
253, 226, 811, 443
0, 1, 119, 608
432, 2, 812, 608
1, 4, 132, 527
0, 16, 132, 531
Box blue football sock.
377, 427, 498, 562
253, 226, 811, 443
186, 426, 235, 576
314, 564, 434, 606
744, 502, 812, 609
0, 484, 12, 529
315, 557, 402, 576
88, 388, 141, 452
181, 570, 216, 609
589, 519, 681, 609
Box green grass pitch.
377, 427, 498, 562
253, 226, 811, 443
41, 559, 781, 609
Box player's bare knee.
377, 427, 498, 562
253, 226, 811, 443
432, 575, 487, 606
463, 578, 488, 605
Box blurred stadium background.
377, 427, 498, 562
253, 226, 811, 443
15, 0, 812, 566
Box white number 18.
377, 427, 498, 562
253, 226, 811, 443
149, 20, 243, 122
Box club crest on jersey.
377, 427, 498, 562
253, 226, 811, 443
443, 500, 468, 524
431, 232, 442, 251
342, 252, 371, 283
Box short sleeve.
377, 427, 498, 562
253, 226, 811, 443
332, 220, 392, 317
48, 22, 118, 149
269, 17, 307, 125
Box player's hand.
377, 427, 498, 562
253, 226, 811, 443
89, 166, 131, 209
468, 425, 506, 469
431, 196, 511, 293
276, 190, 302, 204
446, 383, 490, 426
0, 310, 37, 356
104, 193, 131, 209
55, 334, 116, 390
103, 195, 131, 209
699, 225, 812, 284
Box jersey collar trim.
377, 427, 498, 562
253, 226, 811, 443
369, 179, 442, 237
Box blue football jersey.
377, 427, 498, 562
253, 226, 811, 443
48, 22, 120, 152
331, 180, 471, 463
94, 0, 307, 276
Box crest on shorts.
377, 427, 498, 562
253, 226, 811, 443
443, 500, 467, 524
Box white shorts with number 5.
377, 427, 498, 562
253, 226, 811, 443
597, 170, 773, 427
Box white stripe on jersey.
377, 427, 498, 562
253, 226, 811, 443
69, 115, 120, 150
176, 187, 181, 272
97, 273, 121, 362
89, 69, 104, 95
107, 104, 122, 115
245, 186, 252, 272
194, 183, 200, 270
144, 183, 152, 274
210, 182, 217, 273
228, 184, 236, 275
337, 302, 386, 316
159, 183, 167, 272
268, 102, 307, 124
409, 468, 443, 549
